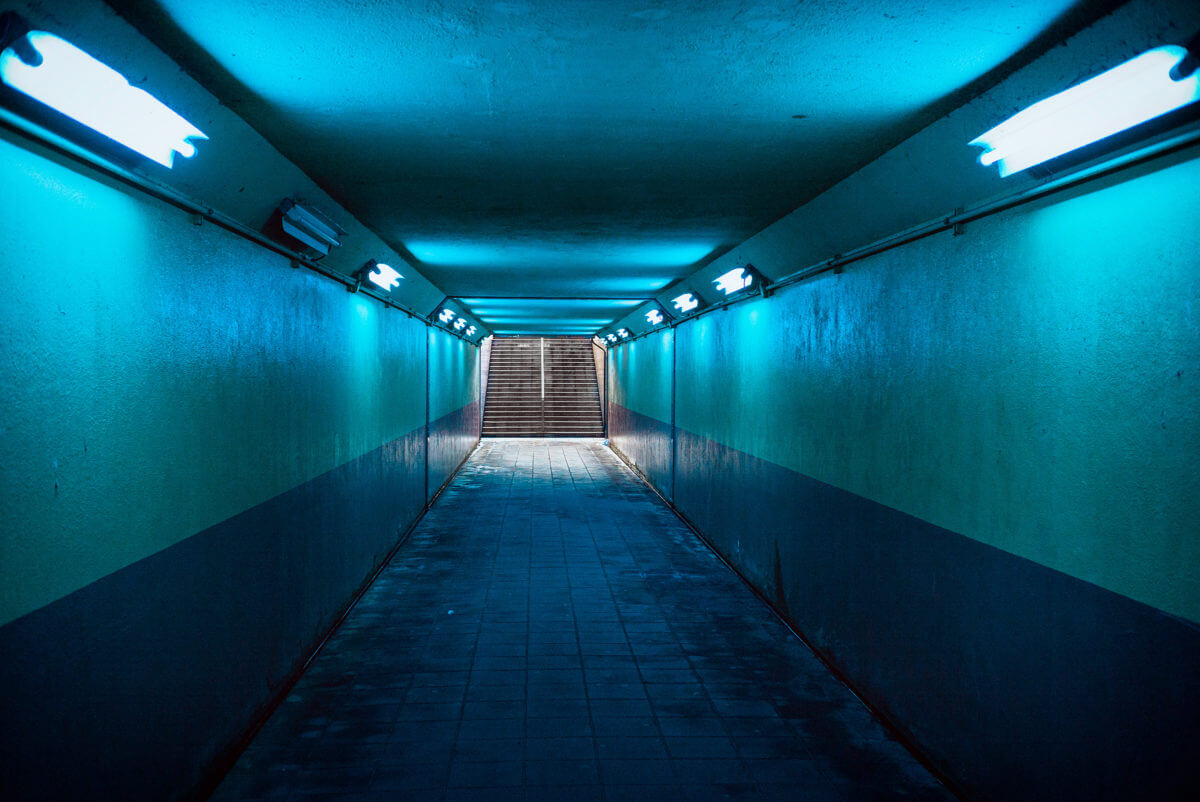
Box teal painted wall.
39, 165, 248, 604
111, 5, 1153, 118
429, 327, 480, 423
608, 330, 674, 494
0, 127, 479, 799
607, 147, 1200, 799
609, 330, 673, 424
427, 326, 481, 497
0, 130, 437, 627
672, 150, 1200, 624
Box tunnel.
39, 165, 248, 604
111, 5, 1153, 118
1, 1, 1198, 800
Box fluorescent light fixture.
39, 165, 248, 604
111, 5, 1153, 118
971, 45, 1200, 177
643, 302, 674, 327
0, 22, 206, 167
617, 328, 629, 338
714, 267, 754, 295
672, 292, 700, 313
606, 333, 617, 343
278, 198, 343, 256
438, 308, 456, 324
466, 326, 476, 336
359, 260, 401, 292
453, 318, 466, 331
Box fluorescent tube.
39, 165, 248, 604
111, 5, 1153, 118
366, 262, 402, 291
0, 29, 206, 167
971, 46, 1200, 177
713, 267, 753, 295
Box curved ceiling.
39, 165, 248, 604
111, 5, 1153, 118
110, 0, 1118, 334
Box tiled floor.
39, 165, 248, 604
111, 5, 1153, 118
212, 439, 954, 801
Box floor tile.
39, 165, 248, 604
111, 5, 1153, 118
209, 439, 954, 802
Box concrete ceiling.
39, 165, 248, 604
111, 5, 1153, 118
110, 0, 1118, 335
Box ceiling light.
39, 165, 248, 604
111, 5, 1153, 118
438, 308, 456, 324
713, 267, 754, 296
617, 329, 629, 338
672, 292, 700, 313
0, 15, 206, 167
278, 198, 343, 256
606, 333, 617, 343
644, 301, 673, 327
453, 318, 466, 330
466, 326, 476, 336
353, 260, 401, 292
971, 43, 1200, 177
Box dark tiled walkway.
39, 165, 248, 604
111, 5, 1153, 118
213, 439, 953, 801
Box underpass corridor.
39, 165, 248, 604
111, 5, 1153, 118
3, 2, 1199, 800
212, 440, 950, 802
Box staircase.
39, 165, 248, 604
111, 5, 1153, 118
482, 338, 542, 437
543, 338, 605, 437
483, 337, 604, 437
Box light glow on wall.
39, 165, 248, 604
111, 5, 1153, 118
672, 293, 699, 313
0, 28, 207, 167
713, 267, 753, 295
366, 262, 401, 291
971, 45, 1200, 177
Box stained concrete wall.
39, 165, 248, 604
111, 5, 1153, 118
608, 1, 1200, 796
0, 86, 479, 802
610, 144, 1200, 802
609, 330, 673, 496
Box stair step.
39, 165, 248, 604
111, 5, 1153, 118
484, 337, 604, 438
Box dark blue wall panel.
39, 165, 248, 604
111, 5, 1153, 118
427, 400, 481, 499
609, 402, 674, 499
0, 78, 485, 802
427, 328, 480, 500
670, 426, 1200, 801
606, 330, 675, 498
605, 143, 1200, 800
0, 428, 426, 801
